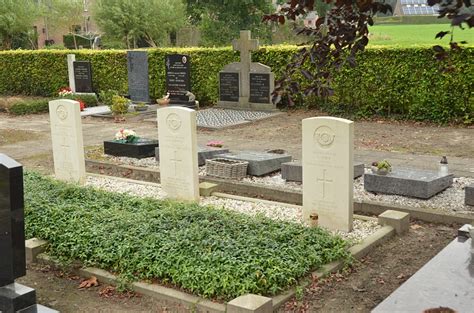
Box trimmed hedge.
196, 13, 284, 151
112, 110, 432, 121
0, 46, 472, 123
9, 99, 50, 115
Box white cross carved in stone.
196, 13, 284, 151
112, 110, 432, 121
316, 169, 333, 199
232, 30, 259, 99
170, 150, 182, 176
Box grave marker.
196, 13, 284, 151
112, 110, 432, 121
127, 51, 150, 103
67, 54, 76, 92
49, 99, 86, 184
217, 30, 275, 111
302, 117, 354, 232
73, 60, 93, 93
157, 107, 199, 201
165, 54, 195, 108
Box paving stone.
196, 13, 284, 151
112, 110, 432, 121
364, 168, 453, 199
219, 151, 292, 176
227, 294, 272, 313
281, 161, 364, 182
156, 147, 229, 166
465, 184, 474, 206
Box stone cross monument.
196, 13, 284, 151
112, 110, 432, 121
232, 31, 259, 105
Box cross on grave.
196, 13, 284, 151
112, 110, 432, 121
316, 169, 333, 199
170, 150, 182, 176
232, 30, 259, 100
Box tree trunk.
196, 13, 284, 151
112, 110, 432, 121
73, 34, 78, 49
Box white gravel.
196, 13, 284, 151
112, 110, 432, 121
85, 175, 380, 242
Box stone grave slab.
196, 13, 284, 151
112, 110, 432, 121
127, 51, 150, 103
465, 184, 474, 206
67, 54, 76, 92
73, 61, 93, 93
104, 139, 158, 159
364, 168, 453, 199
165, 54, 196, 108
302, 117, 354, 232
218, 151, 292, 176
157, 107, 199, 201
281, 161, 364, 182
155, 146, 229, 166
196, 108, 280, 129
372, 232, 473, 313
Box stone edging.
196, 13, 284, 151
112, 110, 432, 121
85, 159, 474, 225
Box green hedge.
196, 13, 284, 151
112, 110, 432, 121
0, 46, 472, 123
9, 99, 50, 115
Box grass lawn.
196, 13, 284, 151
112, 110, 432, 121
24, 172, 350, 300
367, 24, 473, 47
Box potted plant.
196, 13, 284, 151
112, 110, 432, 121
372, 160, 392, 175
110, 95, 130, 122
134, 102, 148, 112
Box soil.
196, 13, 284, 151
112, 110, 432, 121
0, 108, 472, 312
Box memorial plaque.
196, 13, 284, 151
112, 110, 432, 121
165, 54, 190, 101
127, 51, 149, 103
249, 73, 270, 104
219, 72, 239, 102
73, 61, 93, 93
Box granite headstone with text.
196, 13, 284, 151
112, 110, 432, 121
127, 51, 150, 103
302, 116, 354, 232
73, 61, 93, 93
165, 54, 195, 108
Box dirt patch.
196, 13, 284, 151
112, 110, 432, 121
279, 221, 459, 312
0, 129, 42, 146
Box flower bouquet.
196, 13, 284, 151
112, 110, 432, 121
114, 129, 139, 143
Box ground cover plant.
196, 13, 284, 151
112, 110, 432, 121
24, 172, 350, 300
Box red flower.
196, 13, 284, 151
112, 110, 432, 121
79, 101, 86, 111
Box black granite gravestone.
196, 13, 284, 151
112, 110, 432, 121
127, 51, 150, 103
0, 154, 58, 313
165, 54, 195, 108
73, 61, 93, 93
219, 72, 239, 102
249, 73, 270, 104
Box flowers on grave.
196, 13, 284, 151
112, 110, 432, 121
114, 129, 139, 143
206, 140, 224, 148
78, 100, 86, 111
58, 87, 73, 97
371, 159, 392, 174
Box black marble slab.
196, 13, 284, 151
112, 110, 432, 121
73, 61, 93, 93
165, 54, 190, 102
0, 283, 36, 313
104, 139, 159, 159
249, 73, 270, 104
372, 236, 474, 313
127, 51, 150, 103
219, 72, 239, 102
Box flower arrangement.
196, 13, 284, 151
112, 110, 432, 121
206, 140, 224, 148
58, 87, 73, 97
371, 159, 392, 174
114, 129, 138, 143
78, 100, 86, 111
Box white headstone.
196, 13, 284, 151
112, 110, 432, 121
157, 107, 199, 202
49, 99, 86, 184
302, 116, 354, 232
67, 54, 76, 92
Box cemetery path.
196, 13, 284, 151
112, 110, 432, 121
0, 109, 473, 177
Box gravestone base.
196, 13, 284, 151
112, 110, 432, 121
364, 168, 453, 199
465, 184, 474, 206
282, 162, 364, 182
18, 304, 59, 313
0, 283, 37, 312
168, 100, 199, 109
219, 151, 292, 176
104, 139, 158, 159
156, 146, 229, 166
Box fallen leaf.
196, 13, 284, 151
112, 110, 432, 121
78, 276, 99, 289
411, 224, 423, 230
397, 274, 406, 279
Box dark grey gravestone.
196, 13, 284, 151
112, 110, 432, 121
156, 147, 229, 166
219, 72, 240, 102
0, 154, 58, 313
465, 184, 474, 206
165, 54, 195, 108
104, 139, 158, 159
281, 161, 364, 182
364, 168, 453, 199
73, 61, 93, 93
249, 73, 270, 104
372, 231, 473, 313
218, 151, 292, 176
127, 51, 149, 103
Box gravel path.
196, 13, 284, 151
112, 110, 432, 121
86, 175, 380, 243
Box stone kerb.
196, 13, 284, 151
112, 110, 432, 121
302, 116, 354, 232
48, 99, 86, 184
157, 107, 199, 202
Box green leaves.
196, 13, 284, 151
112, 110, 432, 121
24, 172, 350, 300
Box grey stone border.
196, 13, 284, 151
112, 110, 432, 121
85, 159, 474, 225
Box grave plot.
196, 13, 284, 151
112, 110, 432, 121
196, 108, 280, 129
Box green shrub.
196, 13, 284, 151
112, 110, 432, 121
9, 99, 50, 115
62, 93, 99, 107
98, 89, 119, 107
24, 172, 350, 300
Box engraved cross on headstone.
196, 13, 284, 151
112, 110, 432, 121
232, 30, 259, 100
170, 150, 182, 176
316, 169, 333, 199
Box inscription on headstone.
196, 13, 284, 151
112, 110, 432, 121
219, 72, 240, 102
165, 54, 191, 102
49, 99, 86, 184
127, 51, 150, 103
157, 107, 199, 201
73, 61, 93, 93
302, 116, 354, 232
249, 73, 270, 104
